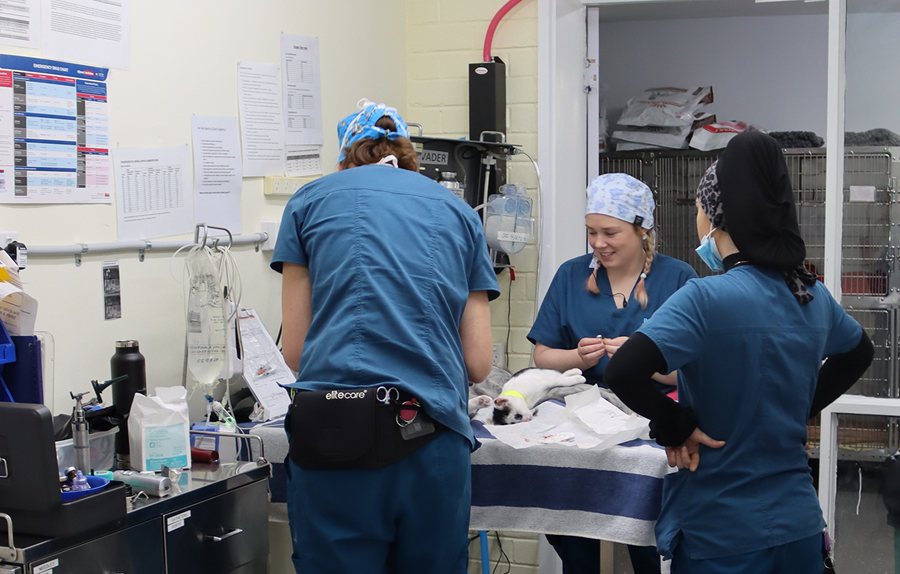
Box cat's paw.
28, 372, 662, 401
474, 395, 493, 408
467, 395, 493, 417
560, 368, 587, 385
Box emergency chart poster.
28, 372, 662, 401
0, 55, 111, 204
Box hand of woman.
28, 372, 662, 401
665, 428, 726, 472
602, 336, 629, 357
576, 336, 606, 368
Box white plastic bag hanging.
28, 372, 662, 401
185, 247, 228, 394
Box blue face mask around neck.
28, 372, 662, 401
696, 228, 724, 272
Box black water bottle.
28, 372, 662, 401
111, 340, 147, 469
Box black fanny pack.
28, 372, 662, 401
287, 386, 446, 470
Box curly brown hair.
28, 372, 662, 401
339, 116, 419, 172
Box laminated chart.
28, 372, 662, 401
0, 55, 110, 203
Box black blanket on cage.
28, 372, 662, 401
845, 128, 900, 146
768, 131, 824, 148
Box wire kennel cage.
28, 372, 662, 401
598, 146, 900, 459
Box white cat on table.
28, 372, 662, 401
490, 367, 586, 425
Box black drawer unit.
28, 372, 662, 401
28, 519, 163, 574
163, 480, 268, 574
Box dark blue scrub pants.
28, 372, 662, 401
546, 535, 661, 574
285, 429, 471, 574
671, 533, 823, 574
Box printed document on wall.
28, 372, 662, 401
285, 144, 321, 177
0, 55, 111, 204
237, 61, 284, 177
0, 0, 39, 49
191, 115, 242, 234
114, 145, 193, 241
41, 0, 130, 70
280, 34, 323, 145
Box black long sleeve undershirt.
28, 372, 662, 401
605, 330, 875, 446
809, 330, 874, 418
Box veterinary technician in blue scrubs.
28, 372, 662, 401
605, 132, 875, 574
527, 173, 697, 574
272, 99, 500, 574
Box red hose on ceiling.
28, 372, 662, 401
483, 0, 525, 63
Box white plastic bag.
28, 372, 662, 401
129, 386, 191, 471
689, 120, 757, 151
612, 123, 692, 149
618, 86, 714, 128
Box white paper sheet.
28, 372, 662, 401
285, 144, 322, 177
41, 0, 130, 70
238, 308, 293, 421
0, 250, 37, 335
565, 386, 650, 450
191, 115, 242, 234
280, 34, 323, 146
0, 0, 39, 49
237, 61, 285, 177
475, 387, 650, 450
114, 145, 193, 241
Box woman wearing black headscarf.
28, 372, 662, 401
604, 132, 874, 573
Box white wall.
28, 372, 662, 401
599, 14, 828, 137
598, 11, 900, 143
845, 12, 900, 134
0, 0, 406, 413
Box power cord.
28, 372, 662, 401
510, 148, 543, 368
492, 531, 511, 574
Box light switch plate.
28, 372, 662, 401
492, 343, 505, 367
260, 221, 279, 251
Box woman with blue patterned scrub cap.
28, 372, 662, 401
271, 98, 500, 574
527, 173, 697, 574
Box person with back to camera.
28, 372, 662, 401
604, 132, 875, 573
271, 99, 500, 574
527, 173, 697, 574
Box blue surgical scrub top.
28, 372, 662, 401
638, 265, 863, 560
528, 253, 697, 389
271, 165, 500, 446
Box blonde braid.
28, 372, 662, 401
634, 228, 656, 309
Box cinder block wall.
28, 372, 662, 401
406, 0, 540, 375
405, 1, 542, 572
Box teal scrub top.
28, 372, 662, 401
528, 253, 697, 390
638, 265, 863, 560
271, 165, 500, 446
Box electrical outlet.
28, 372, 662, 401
0, 230, 18, 247
492, 343, 505, 367
264, 175, 322, 196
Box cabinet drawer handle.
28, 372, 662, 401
210, 528, 243, 542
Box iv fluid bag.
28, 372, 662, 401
186, 251, 227, 391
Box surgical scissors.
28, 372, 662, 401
376, 386, 399, 405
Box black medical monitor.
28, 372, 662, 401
0, 402, 62, 512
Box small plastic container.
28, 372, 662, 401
70, 470, 90, 491
484, 182, 534, 254
56, 427, 118, 474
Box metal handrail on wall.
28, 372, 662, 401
24, 232, 269, 266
